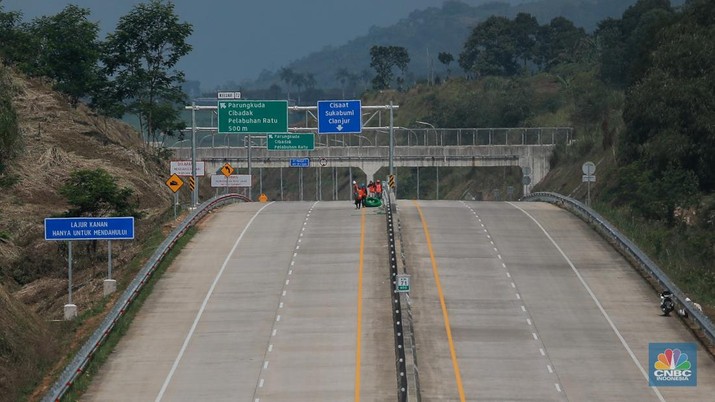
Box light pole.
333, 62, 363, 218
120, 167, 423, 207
355, 135, 373, 147
199, 134, 214, 148
407, 129, 419, 147
416, 120, 440, 146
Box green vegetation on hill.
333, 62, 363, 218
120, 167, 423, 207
0, 65, 20, 179
0, 0, 192, 144
236, 0, 648, 99
0, 0, 712, 399
384, 0, 715, 311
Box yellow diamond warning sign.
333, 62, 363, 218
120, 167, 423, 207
165, 173, 184, 193
221, 162, 234, 177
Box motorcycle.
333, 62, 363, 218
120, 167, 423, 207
660, 290, 675, 316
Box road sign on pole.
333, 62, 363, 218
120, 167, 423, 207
317, 100, 362, 133
221, 162, 234, 177
45, 217, 135, 241
267, 133, 315, 150
582, 161, 596, 175
582, 161, 596, 207
171, 161, 205, 176
211, 174, 251, 187
165, 174, 184, 193
217, 91, 241, 99
217, 100, 288, 134
396, 274, 410, 292
290, 158, 310, 168
188, 176, 195, 191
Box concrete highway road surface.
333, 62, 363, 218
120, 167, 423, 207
399, 200, 715, 401
83, 201, 396, 401
82, 199, 715, 401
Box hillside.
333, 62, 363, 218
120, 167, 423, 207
0, 65, 173, 401
238, 0, 643, 93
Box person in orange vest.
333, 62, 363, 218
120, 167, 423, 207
368, 180, 375, 197
353, 180, 361, 209
356, 184, 367, 209
375, 179, 383, 199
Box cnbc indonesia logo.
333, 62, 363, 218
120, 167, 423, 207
649, 343, 697, 386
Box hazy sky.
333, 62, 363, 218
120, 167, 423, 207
3, 0, 515, 89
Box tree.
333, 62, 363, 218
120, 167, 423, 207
370, 45, 410, 90
437, 52, 454, 79
512, 13, 539, 69
279, 67, 295, 101
459, 16, 518, 77
596, 0, 674, 88
535, 17, 587, 70
336, 67, 350, 98
0, 1, 26, 64
293, 72, 306, 104
60, 168, 140, 217
102, 0, 192, 144
621, 0, 715, 192
27, 5, 102, 106
0, 68, 20, 168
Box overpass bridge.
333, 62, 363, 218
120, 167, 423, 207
169, 127, 572, 194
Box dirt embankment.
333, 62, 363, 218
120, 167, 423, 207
0, 68, 172, 401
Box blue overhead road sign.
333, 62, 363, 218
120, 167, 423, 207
45, 217, 135, 241
290, 158, 310, 168
318, 100, 362, 134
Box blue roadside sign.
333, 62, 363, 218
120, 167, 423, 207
317, 100, 362, 134
290, 158, 310, 168
45, 217, 135, 241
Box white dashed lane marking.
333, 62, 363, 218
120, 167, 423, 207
253, 203, 318, 398
462, 201, 565, 397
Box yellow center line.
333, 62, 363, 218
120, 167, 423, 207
355, 207, 366, 402
413, 200, 466, 402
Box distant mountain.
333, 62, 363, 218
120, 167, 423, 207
234, 0, 644, 93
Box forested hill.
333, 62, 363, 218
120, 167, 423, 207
238, 0, 651, 91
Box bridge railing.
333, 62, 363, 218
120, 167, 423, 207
42, 194, 251, 402
522, 192, 715, 347
165, 127, 572, 149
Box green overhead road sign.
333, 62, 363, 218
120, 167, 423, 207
218, 100, 288, 134
267, 133, 315, 151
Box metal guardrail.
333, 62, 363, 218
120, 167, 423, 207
42, 193, 250, 402
166, 127, 573, 149
385, 189, 408, 401
521, 192, 715, 346
391, 194, 421, 401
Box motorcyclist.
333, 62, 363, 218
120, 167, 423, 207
660, 290, 674, 316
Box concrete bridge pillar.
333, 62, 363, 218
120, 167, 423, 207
358, 162, 382, 183
519, 146, 552, 195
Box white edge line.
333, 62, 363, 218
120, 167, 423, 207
508, 202, 666, 402
156, 202, 274, 402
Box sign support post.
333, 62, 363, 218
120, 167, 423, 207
104, 240, 116, 296
389, 100, 394, 175
191, 101, 198, 208
582, 161, 596, 207
45, 216, 135, 319
248, 133, 252, 200
65, 241, 76, 319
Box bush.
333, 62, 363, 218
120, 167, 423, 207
0, 67, 21, 167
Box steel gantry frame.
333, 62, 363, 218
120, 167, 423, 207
182, 102, 400, 204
